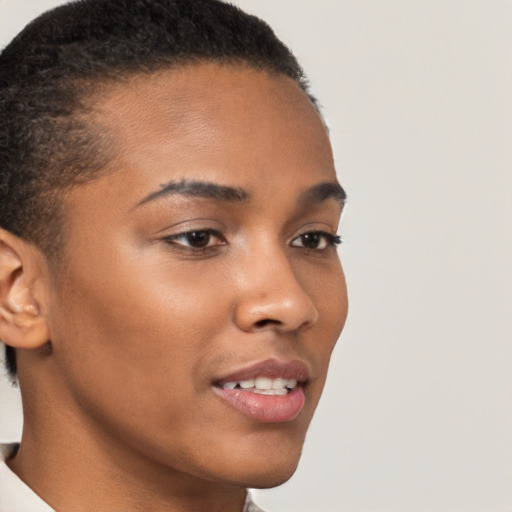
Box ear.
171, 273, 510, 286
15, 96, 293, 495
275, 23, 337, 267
0, 228, 50, 349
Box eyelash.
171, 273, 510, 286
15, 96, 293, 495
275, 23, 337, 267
162, 229, 342, 252
163, 229, 227, 251
291, 232, 342, 250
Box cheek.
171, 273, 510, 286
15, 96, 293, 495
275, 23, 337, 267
48, 252, 232, 417
306, 261, 347, 388
46, 256, 239, 472
327, 263, 349, 337
301, 257, 348, 337
53, 260, 224, 366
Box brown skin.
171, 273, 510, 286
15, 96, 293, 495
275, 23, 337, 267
0, 64, 348, 512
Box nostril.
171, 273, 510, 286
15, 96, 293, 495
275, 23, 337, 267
254, 318, 281, 329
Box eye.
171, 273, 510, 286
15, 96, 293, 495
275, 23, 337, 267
163, 229, 226, 249
291, 231, 341, 250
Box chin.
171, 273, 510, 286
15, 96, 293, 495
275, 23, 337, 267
220, 442, 303, 489
245, 462, 300, 489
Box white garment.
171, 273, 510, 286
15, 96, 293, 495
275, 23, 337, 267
0, 444, 54, 512
0, 444, 264, 512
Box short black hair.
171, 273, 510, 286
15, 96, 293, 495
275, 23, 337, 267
0, 0, 312, 379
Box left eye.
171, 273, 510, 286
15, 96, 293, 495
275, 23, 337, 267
164, 229, 226, 249
291, 232, 341, 250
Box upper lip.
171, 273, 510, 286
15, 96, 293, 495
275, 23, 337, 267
214, 358, 310, 386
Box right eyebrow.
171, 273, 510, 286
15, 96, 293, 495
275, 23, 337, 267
136, 179, 250, 207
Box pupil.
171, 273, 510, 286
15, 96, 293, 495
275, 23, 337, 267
302, 233, 320, 248
188, 231, 210, 248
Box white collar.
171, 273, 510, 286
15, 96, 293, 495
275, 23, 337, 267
1, 443, 263, 512
0, 443, 55, 512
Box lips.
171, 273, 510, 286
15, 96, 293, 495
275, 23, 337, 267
213, 359, 309, 423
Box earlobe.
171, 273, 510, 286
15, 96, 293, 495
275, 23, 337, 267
0, 228, 50, 349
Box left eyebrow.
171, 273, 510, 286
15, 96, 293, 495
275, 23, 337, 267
299, 181, 347, 208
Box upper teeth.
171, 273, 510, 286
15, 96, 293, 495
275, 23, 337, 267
221, 377, 298, 395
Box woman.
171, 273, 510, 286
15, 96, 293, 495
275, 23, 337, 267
0, 1, 348, 510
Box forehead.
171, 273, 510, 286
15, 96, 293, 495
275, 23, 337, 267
91, 63, 335, 185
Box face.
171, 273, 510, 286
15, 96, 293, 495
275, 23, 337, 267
45, 64, 348, 488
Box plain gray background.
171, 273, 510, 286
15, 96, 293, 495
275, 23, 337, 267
1, 1, 511, 511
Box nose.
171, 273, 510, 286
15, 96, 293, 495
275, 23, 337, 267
233, 249, 319, 333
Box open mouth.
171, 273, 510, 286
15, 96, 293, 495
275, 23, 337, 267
213, 359, 309, 423
219, 376, 298, 395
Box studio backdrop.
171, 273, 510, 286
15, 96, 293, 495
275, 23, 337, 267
1, 1, 511, 511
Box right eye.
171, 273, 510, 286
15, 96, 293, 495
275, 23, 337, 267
162, 229, 227, 250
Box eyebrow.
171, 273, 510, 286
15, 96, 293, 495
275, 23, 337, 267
299, 181, 347, 208
137, 179, 249, 207
136, 179, 346, 208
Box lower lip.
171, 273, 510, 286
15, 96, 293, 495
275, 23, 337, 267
213, 386, 306, 423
